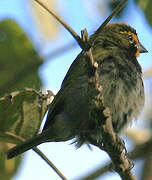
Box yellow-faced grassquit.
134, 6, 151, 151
7, 23, 148, 159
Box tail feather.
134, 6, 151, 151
7, 133, 45, 159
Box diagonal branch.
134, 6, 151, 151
4, 132, 67, 180
33, 147, 67, 180
34, 0, 86, 50
95, 0, 128, 35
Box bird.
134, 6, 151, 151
7, 22, 148, 159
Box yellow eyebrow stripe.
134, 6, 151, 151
120, 31, 139, 44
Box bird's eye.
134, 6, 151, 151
128, 35, 134, 43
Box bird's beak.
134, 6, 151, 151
136, 42, 148, 53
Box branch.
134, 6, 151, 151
94, 0, 128, 37
34, 0, 87, 50
4, 132, 67, 180
33, 147, 67, 180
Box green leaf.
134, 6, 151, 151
0, 88, 49, 143
0, 88, 51, 180
0, 19, 43, 96
0, 88, 50, 180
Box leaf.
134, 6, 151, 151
0, 88, 51, 180
0, 88, 54, 179
0, 88, 49, 143
135, 0, 152, 26
0, 19, 43, 96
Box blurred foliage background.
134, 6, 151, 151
0, 0, 152, 180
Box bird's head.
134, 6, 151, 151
91, 22, 148, 58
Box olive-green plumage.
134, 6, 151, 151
7, 23, 147, 159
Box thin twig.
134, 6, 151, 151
4, 132, 67, 180
33, 147, 67, 180
34, 0, 86, 50
95, 0, 128, 35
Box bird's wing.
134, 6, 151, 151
43, 52, 85, 130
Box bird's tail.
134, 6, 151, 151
7, 132, 49, 159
